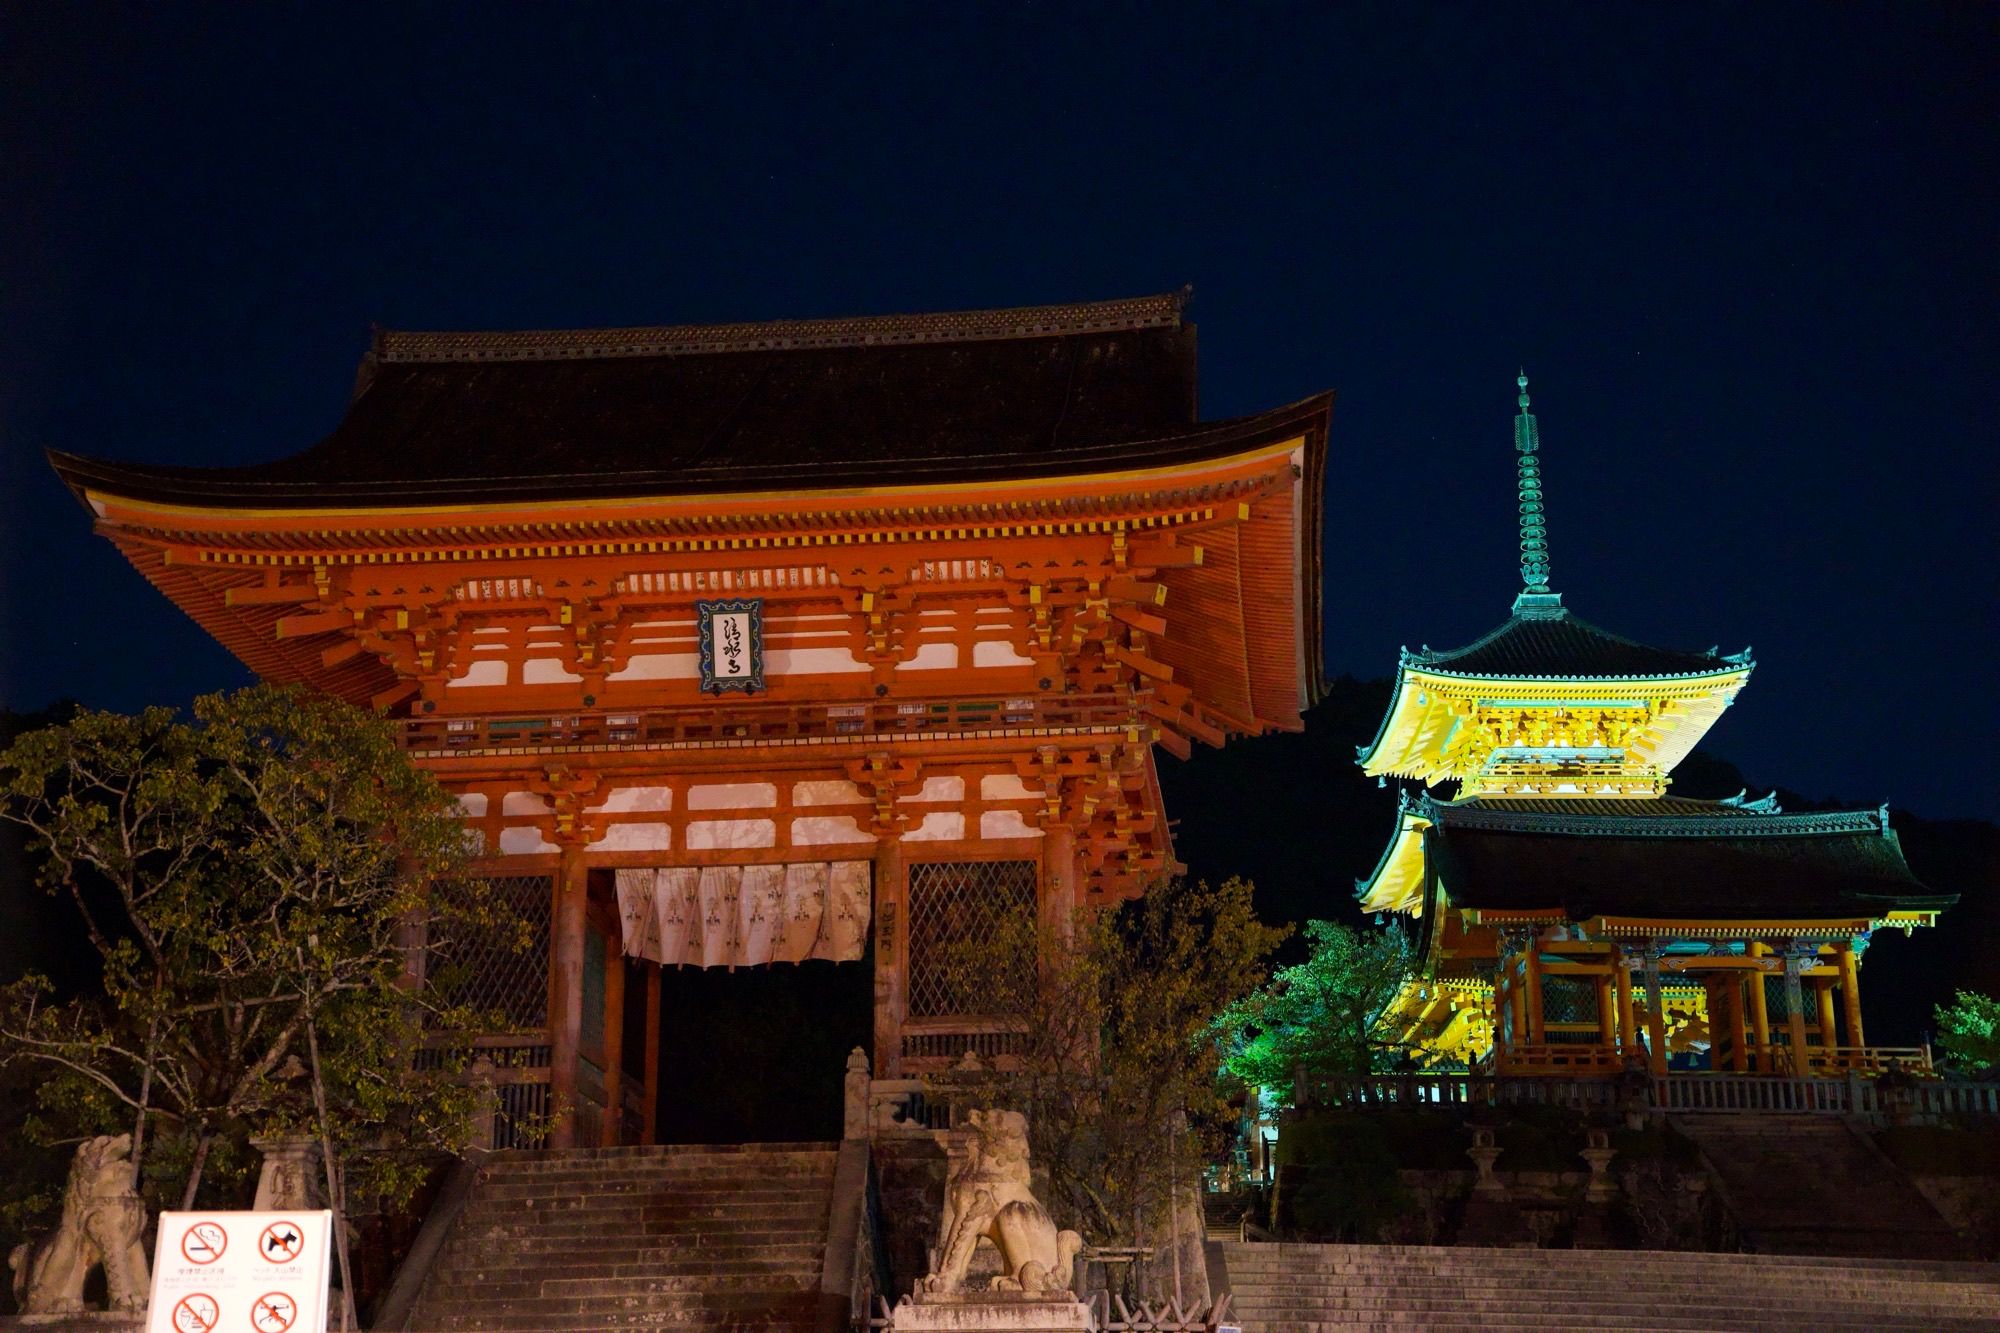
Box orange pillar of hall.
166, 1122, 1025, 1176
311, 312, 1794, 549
1838, 943, 1867, 1054
1041, 822, 1079, 937
1614, 951, 1637, 1060
1725, 974, 1750, 1073
641, 966, 663, 1146
548, 844, 590, 1150
1641, 948, 1669, 1077
1747, 945, 1773, 1072
872, 837, 907, 1079
601, 935, 626, 1147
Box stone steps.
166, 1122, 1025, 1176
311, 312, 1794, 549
1240, 1312, 2000, 1320
1218, 1241, 2000, 1332
406, 1141, 839, 1332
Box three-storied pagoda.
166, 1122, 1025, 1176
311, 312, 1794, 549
1357, 377, 1950, 1077
51, 293, 1330, 1146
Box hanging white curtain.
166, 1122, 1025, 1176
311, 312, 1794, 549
613, 861, 871, 967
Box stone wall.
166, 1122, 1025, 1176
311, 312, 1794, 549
872, 1136, 950, 1299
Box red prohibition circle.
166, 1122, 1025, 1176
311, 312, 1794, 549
179, 1221, 228, 1264
250, 1290, 299, 1332
257, 1219, 305, 1263
170, 1292, 220, 1332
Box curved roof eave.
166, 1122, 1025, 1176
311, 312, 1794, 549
47, 393, 1331, 515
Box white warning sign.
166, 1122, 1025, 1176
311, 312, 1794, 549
147, 1211, 331, 1333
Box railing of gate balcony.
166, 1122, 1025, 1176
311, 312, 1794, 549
398, 695, 1145, 755
417, 1033, 553, 1149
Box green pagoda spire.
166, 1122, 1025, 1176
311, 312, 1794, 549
1513, 371, 1560, 614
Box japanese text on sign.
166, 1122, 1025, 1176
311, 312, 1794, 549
697, 598, 764, 693
147, 1211, 331, 1333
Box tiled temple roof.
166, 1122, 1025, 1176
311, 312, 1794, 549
1403, 606, 1745, 681
49, 292, 1330, 510
1421, 794, 1952, 921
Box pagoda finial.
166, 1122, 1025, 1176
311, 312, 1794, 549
1513, 371, 1555, 605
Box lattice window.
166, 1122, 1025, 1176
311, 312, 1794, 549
906, 859, 1037, 1020
429, 875, 551, 1032
1542, 975, 1600, 1026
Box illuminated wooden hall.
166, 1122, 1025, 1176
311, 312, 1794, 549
49, 292, 1330, 1147
1356, 377, 1951, 1078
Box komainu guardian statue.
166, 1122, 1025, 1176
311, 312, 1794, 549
921, 1108, 1083, 1296
9, 1133, 151, 1314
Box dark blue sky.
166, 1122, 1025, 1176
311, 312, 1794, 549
3, 4, 1994, 817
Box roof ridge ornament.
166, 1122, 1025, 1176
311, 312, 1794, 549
1511, 370, 1562, 616
369, 292, 1189, 365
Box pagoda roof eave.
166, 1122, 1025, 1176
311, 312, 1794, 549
1400, 604, 1751, 683
1355, 796, 1431, 914
1416, 795, 1955, 924
1401, 661, 1753, 687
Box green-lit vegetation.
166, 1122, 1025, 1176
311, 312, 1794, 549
1935, 990, 2000, 1074
1214, 918, 1418, 1105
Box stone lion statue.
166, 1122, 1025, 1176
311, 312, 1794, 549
9, 1134, 151, 1314
920, 1108, 1082, 1296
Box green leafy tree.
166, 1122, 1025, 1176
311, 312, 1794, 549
1935, 990, 2000, 1074
0, 685, 504, 1300
944, 876, 1286, 1256
1215, 918, 1417, 1105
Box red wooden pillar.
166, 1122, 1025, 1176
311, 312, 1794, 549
873, 837, 906, 1078
1041, 822, 1078, 939
548, 846, 589, 1149
640, 965, 662, 1145
601, 940, 625, 1146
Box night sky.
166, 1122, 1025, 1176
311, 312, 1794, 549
3, 5, 1994, 818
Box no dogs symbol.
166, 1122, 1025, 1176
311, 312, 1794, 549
170, 1292, 220, 1332
258, 1219, 305, 1263
250, 1290, 299, 1331
179, 1220, 227, 1264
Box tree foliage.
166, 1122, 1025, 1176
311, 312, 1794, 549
1215, 918, 1417, 1105
1935, 990, 2000, 1075
0, 684, 502, 1214
942, 876, 1286, 1249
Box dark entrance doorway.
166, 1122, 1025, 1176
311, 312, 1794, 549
648, 938, 874, 1144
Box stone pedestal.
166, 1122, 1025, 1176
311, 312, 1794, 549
889, 1291, 1096, 1332
250, 1135, 323, 1210
1466, 1128, 1507, 1198
1580, 1129, 1619, 1204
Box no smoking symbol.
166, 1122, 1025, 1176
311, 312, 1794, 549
179, 1221, 227, 1264
170, 1292, 219, 1332
251, 1290, 298, 1332
258, 1219, 304, 1263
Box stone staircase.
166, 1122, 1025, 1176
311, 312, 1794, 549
404, 1142, 839, 1331
1204, 1191, 1252, 1241
1671, 1113, 1967, 1258
1216, 1241, 2000, 1330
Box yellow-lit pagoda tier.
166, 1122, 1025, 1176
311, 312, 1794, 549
1358, 603, 1753, 797
1359, 375, 1751, 798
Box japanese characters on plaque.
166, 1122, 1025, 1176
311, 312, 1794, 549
697, 598, 765, 694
